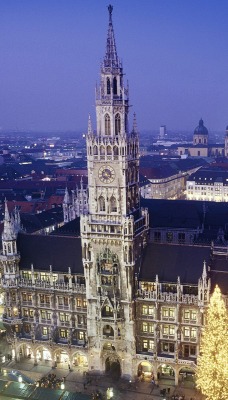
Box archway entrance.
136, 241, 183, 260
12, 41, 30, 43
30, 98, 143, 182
157, 364, 175, 380
137, 361, 153, 381
72, 353, 88, 368
105, 357, 121, 380
179, 367, 196, 388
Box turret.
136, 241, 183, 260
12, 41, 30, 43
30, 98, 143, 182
0, 200, 20, 281
2, 200, 17, 256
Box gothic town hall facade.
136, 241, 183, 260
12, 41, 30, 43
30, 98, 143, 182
0, 6, 227, 384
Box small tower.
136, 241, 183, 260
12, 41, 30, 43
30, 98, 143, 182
2, 201, 18, 258
0, 201, 21, 344
224, 125, 228, 157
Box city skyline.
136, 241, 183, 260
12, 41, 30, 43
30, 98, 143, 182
1, 0, 228, 132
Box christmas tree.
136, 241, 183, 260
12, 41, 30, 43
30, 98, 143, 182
196, 285, 228, 400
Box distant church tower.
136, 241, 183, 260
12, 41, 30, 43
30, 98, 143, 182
80, 5, 149, 378
193, 118, 208, 145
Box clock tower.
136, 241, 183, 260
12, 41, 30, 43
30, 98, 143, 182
80, 5, 149, 378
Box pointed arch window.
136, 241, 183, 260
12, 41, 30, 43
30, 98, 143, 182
93, 145, 98, 155
99, 196, 105, 212
113, 77, 117, 95
110, 196, 117, 212
107, 145, 112, 155
105, 114, 111, 136
100, 145, 105, 155
115, 113, 121, 135
113, 146, 119, 156
107, 78, 111, 95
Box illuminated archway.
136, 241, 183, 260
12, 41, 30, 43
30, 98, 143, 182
137, 361, 153, 381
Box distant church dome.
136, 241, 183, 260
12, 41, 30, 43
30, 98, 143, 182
194, 119, 208, 135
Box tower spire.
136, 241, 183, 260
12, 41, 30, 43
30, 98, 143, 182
104, 5, 119, 68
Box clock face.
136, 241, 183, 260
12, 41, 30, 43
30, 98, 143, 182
98, 165, 115, 183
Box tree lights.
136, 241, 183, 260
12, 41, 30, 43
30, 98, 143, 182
196, 285, 228, 400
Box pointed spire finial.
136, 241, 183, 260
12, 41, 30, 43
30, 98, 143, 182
108, 4, 113, 21
63, 187, 70, 204
4, 198, 10, 222
132, 112, 138, 135
88, 114, 93, 135
203, 260, 207, 278
104, 4, 119, 69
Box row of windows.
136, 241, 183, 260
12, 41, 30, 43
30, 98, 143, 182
105, 113, 121, 135
141, 340, 196, 356
21, 293, 87, 308
154, 231, 186, 244
142, 323, 197, 337
141, 306, 197, 320
20, 324, 86, 341
90, 143, 138, 157
98, 196, 117, 212
106, 77, 118, 95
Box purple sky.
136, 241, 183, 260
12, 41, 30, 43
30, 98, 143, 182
0, 0, 228, 133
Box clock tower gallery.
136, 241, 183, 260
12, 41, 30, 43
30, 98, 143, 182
80, 5, 149, 378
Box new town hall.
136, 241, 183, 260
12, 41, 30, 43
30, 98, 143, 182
0, 6, 227, 384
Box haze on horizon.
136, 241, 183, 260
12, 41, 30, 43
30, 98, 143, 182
0, 0, 228, 133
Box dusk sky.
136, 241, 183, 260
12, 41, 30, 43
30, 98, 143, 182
1, 0, 228, 133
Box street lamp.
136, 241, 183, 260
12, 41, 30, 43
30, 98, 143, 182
60, 382, 65, 390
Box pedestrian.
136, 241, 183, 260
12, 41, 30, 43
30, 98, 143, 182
68, 364, 71, 371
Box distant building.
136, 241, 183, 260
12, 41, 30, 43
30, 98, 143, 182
159, 125, 166, 140
186, 167, 228, 202
140, 157, 206, 199
178, 119, 225, 157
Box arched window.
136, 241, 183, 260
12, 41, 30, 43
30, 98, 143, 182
105, 114, 111, 135
100, 145, 105, 155
107, 145, 112, 155
115, 113, 121, 135
93, 145, 98, 155
99, 196, 105, 212
110, 197, 117, 212
113, 77, 117, 95
113, 146, 119, 156
107, 78, 111, 95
